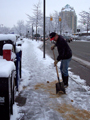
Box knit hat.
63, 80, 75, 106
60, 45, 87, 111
49, 32, 56, 41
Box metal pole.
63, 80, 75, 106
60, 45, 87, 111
32, 24, 33, 40
59, 17, 61, 35
60, 21, 61, 35
43, 0, 45, 58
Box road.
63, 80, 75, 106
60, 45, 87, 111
42, 40, 90, 86
69, 41, 90, 62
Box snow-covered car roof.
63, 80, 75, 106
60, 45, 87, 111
0, 34, 17, 44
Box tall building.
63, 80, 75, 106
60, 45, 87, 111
60, 4, 77, 33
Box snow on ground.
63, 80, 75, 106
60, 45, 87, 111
11, 38, 90, 120
74, 40, 90, 42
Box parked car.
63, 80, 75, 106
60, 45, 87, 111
35, 36, 41, 40
63, 36, 73, 42
40, 35, 49, 41
0, 34, 22, 120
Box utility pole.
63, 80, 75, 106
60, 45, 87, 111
43, 0, 45, 58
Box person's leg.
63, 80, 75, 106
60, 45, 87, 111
60, 58, 71, 86
60, 60, 66, 84
60, 60, 63, 74
61, 58, 71, 76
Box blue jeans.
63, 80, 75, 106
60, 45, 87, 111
60, 58, 71, 76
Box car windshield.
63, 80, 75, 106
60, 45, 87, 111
41, 36, 48, 37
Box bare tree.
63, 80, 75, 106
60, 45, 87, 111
0, 24, 10, 34
77, 25, 84, 32
79, 9, 90, 33
46, 11, 72, 35
26, 1, 42, 39
14, 20, 26, 36
45, 11, 60, 35
52, 11, 60, 33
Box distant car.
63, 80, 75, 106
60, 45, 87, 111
40, 35, 49, 41
34, 36, 40, 40
63, 36, 73, 43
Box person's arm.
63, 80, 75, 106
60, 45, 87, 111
57, 40, 65, 61
51, 44, 56, 50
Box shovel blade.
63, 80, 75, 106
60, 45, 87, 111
56, 82, 66, 94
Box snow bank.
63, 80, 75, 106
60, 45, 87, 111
0, 59, 15, 77
3, 44, 13, 50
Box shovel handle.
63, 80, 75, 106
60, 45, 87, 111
53, 50, 60, 80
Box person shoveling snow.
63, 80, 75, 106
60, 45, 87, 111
49, 32, 72, 90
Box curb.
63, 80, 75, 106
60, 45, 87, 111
72, 56, 90, 69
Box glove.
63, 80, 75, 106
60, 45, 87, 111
54, 60, 58, 66
51, 44, 55, 50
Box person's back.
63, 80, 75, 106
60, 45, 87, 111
55, 35, 72, 61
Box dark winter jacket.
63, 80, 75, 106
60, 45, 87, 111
55, 35, 72, 61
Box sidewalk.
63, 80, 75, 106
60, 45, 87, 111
11, 39, 90, 120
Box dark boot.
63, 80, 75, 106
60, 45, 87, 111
64, 76, 68, 88
62, 74, 65, 85
62, 74, 68, 87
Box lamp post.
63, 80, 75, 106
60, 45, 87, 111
43, 0, 45, 58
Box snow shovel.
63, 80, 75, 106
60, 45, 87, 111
53, 50, 66, 94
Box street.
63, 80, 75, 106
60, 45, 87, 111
43, 40, 90, 86
69, 41, 90, 62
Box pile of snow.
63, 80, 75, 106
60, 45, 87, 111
16, 46, 22, 53
3, 44, 13, 50
0, 59, 15, 77
11, 52, 16, 60
81, 31, 90, 33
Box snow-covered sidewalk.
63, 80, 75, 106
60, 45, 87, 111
11, 39, 90, 120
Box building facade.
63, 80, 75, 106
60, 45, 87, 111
60, 4, 77, 33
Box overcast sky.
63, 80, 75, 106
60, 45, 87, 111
0, 0, 90, 28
